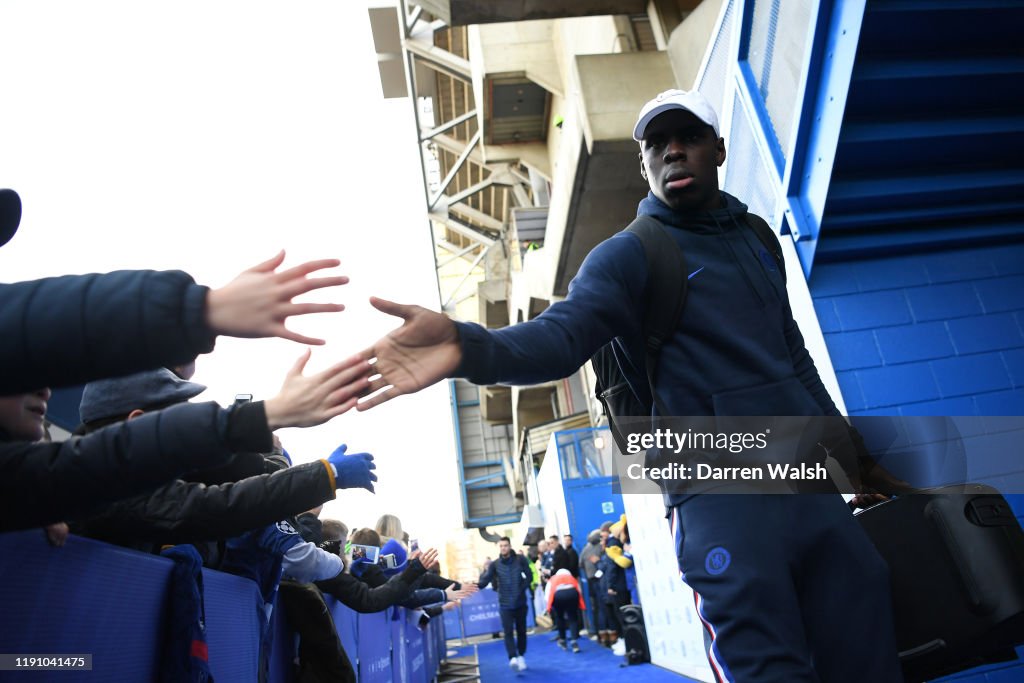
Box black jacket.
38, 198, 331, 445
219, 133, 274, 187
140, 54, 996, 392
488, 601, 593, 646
354, 563, 447, 608
479, 553, 532, 610
0, 400, 272, 531
564, 545, 580, 578
357, 563, 460, 592
1, 270, 216, 394
316, 560, 430, 613
69, 459, 335, 548
598, 538, 630, 602
416, 571, 459, 592
551, 544, 572, 574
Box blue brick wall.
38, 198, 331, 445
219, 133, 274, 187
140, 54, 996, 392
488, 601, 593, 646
810, 242, 1024, 682
810, 243, 1024, 417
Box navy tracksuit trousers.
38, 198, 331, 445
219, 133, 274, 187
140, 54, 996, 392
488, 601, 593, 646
500, 604, 528, 659
672, 495, 903, 683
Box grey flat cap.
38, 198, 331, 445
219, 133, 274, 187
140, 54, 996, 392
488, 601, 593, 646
80, 367, 207, 423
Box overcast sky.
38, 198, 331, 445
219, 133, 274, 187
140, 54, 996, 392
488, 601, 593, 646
0, 1, 465, 547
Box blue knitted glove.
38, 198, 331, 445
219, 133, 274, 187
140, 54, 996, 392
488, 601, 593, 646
326, 443, 377, 492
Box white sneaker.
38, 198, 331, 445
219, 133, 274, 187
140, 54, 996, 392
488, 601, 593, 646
509, 657, 520, 671
612, 640, 626, 656
516, 655, 527, 670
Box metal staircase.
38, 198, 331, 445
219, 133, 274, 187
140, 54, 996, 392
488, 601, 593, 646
818, 0, 1024, 261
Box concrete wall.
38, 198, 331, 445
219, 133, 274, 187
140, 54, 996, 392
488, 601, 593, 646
667, 0, 725, 88
470, 20, 564, 98
575, 50, 675, 151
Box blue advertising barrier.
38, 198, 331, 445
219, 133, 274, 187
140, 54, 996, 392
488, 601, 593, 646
1, 530, 449, 682
390, 610, 406, 682
405, 610, 428, 683
331, 598, 359, 672
460, 588, 504, 637
454, 587, 535, 639
442, 600, 464, 639
357, 610, 393, 682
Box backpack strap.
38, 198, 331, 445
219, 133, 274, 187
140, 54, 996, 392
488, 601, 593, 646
624, 215, 687, 418
744, 212, 786, 283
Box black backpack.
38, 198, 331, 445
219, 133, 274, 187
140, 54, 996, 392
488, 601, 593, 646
592, 213, 785, 454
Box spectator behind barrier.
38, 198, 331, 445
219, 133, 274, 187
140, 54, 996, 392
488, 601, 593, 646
1, 188, 371, 529
579, 529, 606, 638
220, 461, 382, 683
281, 508, 444, 681
563, 534, 579, 579
549, 534, 571, 574
597, 515, 633, 647
537, 539, 551, 587
374, 513, 403, 544
0, 360, 356, 533
319, 519, 348, 557
347, 527, 472, 609
66, 368, 376, 563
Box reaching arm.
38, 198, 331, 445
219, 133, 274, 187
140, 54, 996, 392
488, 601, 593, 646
781, 300, 913, 501
414, 572, 459, 590
477, 562, 496, 590
316, 554, 432, 613
1, 251, 348, 394
2, 345, 371, 533
781, 298, 842, 419
356, 233, 648, 410
398, 588, 447, 609
70, 459, 336, 545
282, 540, 345, 583
0, 401, 270, 531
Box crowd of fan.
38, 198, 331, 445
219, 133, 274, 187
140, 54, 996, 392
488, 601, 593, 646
532, 518, 635, 651
474, 517, 634, 672
0, 188, 475, 682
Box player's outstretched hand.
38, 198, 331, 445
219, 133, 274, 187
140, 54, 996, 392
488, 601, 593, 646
355, 297, 462, 410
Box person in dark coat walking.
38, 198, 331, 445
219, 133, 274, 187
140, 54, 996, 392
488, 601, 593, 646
563, 534, 580, 579
478, 536, 533, 672
579, 529, 605, 637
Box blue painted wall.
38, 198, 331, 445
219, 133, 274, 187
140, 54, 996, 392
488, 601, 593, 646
811, 243, 1024, 419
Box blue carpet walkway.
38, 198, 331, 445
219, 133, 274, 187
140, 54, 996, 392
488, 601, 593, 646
468, 632, 697, 682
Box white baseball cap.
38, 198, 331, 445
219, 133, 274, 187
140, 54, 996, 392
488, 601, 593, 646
632, 89, 720, 141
